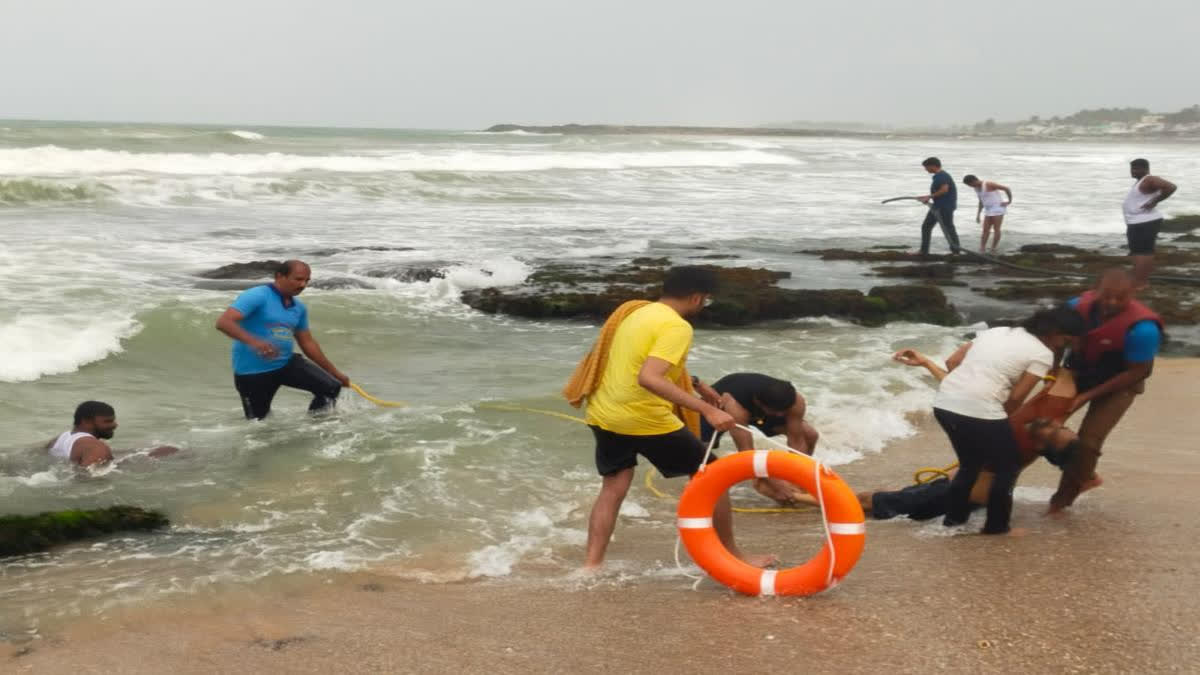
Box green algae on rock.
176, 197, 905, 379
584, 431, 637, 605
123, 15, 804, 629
1, 506, 169, 558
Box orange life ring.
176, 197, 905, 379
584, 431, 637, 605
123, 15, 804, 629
677, 450, 866, 596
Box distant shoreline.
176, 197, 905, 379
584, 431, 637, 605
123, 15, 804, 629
486, 123, 1200, 142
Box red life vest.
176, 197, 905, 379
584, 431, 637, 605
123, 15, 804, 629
1074, 291, 1163, 366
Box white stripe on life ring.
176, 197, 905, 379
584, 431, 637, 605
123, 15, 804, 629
828, 522, 866, 535
753, 450, 770, 478
677, 517, 714, 529
759, 569, 777, 596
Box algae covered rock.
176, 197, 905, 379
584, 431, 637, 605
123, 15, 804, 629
0, 506, 169, 557
460, 258, 961, 327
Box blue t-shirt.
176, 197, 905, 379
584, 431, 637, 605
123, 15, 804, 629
930, 170, 956, 210
1067, 297, 1160, 363
229, 284, 309, 375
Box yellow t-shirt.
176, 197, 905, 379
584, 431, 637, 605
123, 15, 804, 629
585, 302, 693, 435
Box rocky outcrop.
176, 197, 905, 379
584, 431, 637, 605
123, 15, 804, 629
1, 506, 169, 557
460, 259, 960, 327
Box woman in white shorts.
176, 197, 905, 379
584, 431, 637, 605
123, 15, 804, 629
963, 174, 1012, 253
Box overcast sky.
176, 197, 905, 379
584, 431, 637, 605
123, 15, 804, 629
2, 0, 1196, 129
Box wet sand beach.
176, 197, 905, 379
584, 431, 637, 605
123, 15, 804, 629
9, 359, 1200, 673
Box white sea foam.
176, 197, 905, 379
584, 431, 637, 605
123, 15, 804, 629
0, 146, 800, 177
227, 130, 265, 141
0, 313, 142, 382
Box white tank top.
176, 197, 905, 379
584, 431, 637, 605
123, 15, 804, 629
975, 182, 1005, 208
1124, 177, 1162, 225
49, 431, 92, 460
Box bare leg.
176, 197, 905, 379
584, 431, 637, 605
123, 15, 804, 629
990, 215, 1003, 251
980, 222, 990, 252
584, 467, 634, 569
1131, 254, 1154, 289
713, 491, 776, 567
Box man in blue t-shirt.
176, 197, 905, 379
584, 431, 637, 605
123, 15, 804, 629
915, 157, 962, 255
215, 259, 350, 419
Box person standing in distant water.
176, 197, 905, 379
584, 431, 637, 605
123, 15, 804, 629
1123, 158, 1177, 288
963, 175, 1012, 253
215, 259, 350, 420
916, 157, 961, 255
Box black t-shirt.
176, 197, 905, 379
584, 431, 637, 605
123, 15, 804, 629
711, 373, 791, 425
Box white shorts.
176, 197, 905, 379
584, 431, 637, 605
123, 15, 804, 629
982, 206, 1006, 217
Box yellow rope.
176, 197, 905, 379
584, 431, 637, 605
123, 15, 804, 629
349, 382, 408, 408
476, 402, 590, 425
913, 462, 959, 484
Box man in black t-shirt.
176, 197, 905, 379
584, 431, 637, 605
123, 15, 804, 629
694, 373, 820, 505
916, 156, 962, 255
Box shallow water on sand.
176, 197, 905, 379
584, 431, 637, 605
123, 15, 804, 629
2, 123, 1198, 629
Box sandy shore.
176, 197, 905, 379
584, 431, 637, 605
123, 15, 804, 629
8, 360, 1200, 673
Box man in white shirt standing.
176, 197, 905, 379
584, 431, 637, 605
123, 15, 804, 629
1124, 159, 1177, 288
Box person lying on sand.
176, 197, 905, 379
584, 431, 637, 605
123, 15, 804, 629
45, 401, 178, 467
692, 372, 820, 506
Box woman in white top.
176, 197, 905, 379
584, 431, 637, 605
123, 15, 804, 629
930, 307, 1084, 534
962, 174, 1012, 254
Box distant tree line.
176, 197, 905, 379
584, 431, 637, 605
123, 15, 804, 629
974, 104, 1200, 130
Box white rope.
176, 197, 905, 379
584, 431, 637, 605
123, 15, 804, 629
736, 424, 837, 590
697, 424, 721, 472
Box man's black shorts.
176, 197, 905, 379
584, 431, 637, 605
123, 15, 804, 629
589, 425, 715, 478
1127, 219, 1162, 255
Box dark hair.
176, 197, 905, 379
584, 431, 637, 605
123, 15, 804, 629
662, 266, 718, 298
758, 379, 797, 411
921, 157, 942, 168
962, 174, 979, 184
1021, 306, 1086, 338
74, 401, 115, 425
274, 259, 308, 277
1130, 158, 1150, 169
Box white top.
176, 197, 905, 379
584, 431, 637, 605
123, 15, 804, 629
1124, 176, 1163, 225
933, 327, 1053, 420
49, 431, 92, 460
975, 182, 1005, 209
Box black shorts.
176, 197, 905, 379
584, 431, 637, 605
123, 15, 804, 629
589, 425, 714, 478
1126, 219, 1162, 255
233, 354, 341, 420
871, 478, 962, 521
699, 416, 786, 449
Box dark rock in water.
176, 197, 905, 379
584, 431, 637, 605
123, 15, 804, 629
363, 265, 448, 283
0, 506, 169, 557
308, 277, 374, 290
978, 280, 1200, 324
460, 259, 960, 327
1018, 244, 1089, 254
1161, 214, 1200, 233
695, 253, 740, 260
870, 245, 911, 250
803, 248, 966, 263
872, 263, 957, 279
1174, 233, 1200, 243
198, 260, 282, 279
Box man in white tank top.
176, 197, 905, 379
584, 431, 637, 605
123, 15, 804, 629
963, 175, 1013, 253
46, 401, 117, 466
1124, 158, 1177, 288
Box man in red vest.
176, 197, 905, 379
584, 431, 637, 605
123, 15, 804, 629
1049, 268, 1163, 515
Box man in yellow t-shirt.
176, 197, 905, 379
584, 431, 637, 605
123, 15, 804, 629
583, 267, 771, 570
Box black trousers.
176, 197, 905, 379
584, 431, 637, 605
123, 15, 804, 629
920, 206, 961, 254
233, 355, 341, 420
934, 408, 1019, 534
